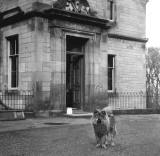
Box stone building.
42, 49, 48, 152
0, 0, 148, 112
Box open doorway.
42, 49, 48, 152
66, 35, 87, 109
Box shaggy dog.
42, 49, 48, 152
91, 106, 117, 148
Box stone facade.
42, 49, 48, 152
0, 0, 148, 111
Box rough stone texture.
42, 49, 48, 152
0, 19, 36, 90
106, 38, 146, 93
108, 0, 147, 38
0, 0, 147, 38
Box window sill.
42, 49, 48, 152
5, 89, 19, 95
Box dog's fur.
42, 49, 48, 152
91, 106, 117, 148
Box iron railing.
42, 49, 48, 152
89, 91, 160, 110
0, 90, 34, 111
108, 92, 146, 110
0, 89, 159, 111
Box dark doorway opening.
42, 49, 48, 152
66, 35, 87, 109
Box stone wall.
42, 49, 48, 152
108, 0, 147, 38
0, 0, 148, 111
106, 38, 146, 92
106, 37, 146, 109
99, 33, 146, 109
49, 24, 65, 110
0, 17, 56, 110
0, 0, 147, 39
0, 18, 36, 90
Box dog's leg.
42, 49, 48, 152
101, 135, 107, 149
105, 135, 109, 146
95, 136, 101, 148
102, 144, 107, 149
110, 134, 115, 146
96, 144, 101, 148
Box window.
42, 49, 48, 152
108, 55, 115, 91
108, 0, 115, 21
7, 35, 19, 89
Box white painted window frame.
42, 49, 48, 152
7, 35, 19, 90
108, 0, 116, 22
108, 55, 115, 92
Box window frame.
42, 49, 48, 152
108, 0, 115, 21
108, 54, 116, 92
7, 35, 19, 90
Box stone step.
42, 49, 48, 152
72, 108, 88, 114
65, 108, 92, 118
65, 113, 92, 118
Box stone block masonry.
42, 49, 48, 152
107, 37, 146, 93
0, 0, 148, 111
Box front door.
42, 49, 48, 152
66, 54, 84, 109
66, 35, 86, 109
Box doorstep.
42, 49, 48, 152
65, 108, 92, 118
64, 113, 92, 118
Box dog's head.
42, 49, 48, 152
92, 109, 108, 125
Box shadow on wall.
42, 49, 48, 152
84, 84, 109, 112
26, 81, 51, 112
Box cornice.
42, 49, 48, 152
108, 33, 148, 43
0, 4, 114, 29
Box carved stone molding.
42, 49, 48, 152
53, 0, 97, 16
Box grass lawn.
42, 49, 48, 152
0, 115, 160, 156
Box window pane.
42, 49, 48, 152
8, 36, 18, 55
11, 57, 17, 71
16, 38, 18, 54
108, 55, 114, 67
11, 56, 18, 88
108, 55, 115, 91
11, 71, 17, 88
108, 68, 113, 90
8, 35, 19, 88
110, 1, 113, 20
66, 36, 87, 52
10, 40, 16, 55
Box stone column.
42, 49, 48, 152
50, 27, 66, 111
84, 33, 108, 111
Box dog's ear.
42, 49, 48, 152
93, 109, 100, 115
